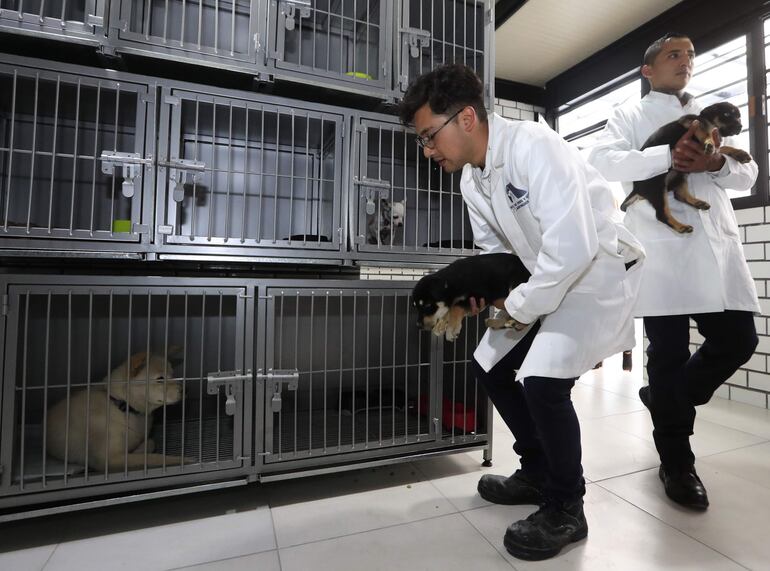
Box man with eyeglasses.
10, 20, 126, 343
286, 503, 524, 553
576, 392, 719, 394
588, 33, 759, 510
399, 64, 645, 561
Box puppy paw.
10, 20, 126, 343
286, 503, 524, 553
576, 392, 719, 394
676, 224, 694, 234
733, 150, 753, 163
445, 325, 462, 342
693, 200, 710, 210
485, 317, 507, 329
432, 319, 448, 336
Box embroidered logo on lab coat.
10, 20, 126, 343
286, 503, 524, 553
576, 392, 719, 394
505, 183, 529, 211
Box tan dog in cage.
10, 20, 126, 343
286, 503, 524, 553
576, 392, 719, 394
46, 350, 195, 471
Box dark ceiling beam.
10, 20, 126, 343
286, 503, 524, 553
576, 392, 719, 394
495, 78, 546, 106
495, 0, 530, 30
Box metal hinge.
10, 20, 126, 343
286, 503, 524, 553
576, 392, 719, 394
400, 27, 431, 58
99, 151, 153, 198
157, 224, 174, 235
354, 177, 391, 214
86, 14, 103, 27
207, 370, 253, 416
257, 369, 299, 413
131, 223, 149, 234
238, 292, 254, 299
164, 95, 181, 106
1, 295, 8, 317
283, 1, 311, 31
486, 8, 492, 25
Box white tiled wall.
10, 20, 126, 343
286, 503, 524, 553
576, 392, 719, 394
493, 97, 545, 122
643, 205, 770, 409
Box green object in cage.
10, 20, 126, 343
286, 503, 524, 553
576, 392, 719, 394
112, 219, 132, 233
346, 71, 374, 80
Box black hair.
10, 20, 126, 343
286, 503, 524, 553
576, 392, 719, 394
398, 64, 487, 125
643, 32, 691, 66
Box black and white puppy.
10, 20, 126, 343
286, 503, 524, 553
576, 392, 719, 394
412, 253, 531, 341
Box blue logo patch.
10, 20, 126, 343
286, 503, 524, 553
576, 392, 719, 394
505, 183, 529, 211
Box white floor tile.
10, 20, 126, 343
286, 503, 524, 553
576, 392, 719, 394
271, 464, 456, 548
579, 416, 660, 481
697, 397, 770, 439
570, 383, 647, 420
170, 550, 280, 571
42, 507, 275, 571
0, 545, 56, 571
699, 441, 770, 491
463, 484, 744, 571
603, 410, 768, 457
279, 513, 514, 571
599, 465, 770, 570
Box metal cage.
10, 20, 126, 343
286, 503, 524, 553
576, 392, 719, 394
266, 0, 393, 98
155, 83, 348, 263
396, 0, 493, 106
0, 0, 107, 44
350, 112, 479, 263
256, 280, 490, 476
0, 276, 254, 509
107, 0, 267, 74
0, 58, 155, 256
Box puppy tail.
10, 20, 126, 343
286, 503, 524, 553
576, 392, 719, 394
620, 192, 643, 212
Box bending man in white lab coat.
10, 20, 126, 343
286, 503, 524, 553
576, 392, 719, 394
399, 64, 644, 561
588, 33, 759, 510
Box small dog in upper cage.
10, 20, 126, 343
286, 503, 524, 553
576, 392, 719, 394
46, 349, 196, 471
412, 253, 531, 341
367, 199, 406, 245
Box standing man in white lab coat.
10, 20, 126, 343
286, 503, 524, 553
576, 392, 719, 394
588, 33, 759, 510
399, 64, 644, 561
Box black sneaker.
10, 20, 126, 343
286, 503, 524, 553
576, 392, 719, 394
503, 499, 588, 561
477, 470, 544, 505
659, 465, 709, 510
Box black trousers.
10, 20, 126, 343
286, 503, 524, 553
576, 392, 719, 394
472, 321, 585, 503
644, 310, 758, 470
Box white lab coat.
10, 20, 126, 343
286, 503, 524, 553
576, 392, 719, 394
462, 114, 645, 380
587, 91, 760, 317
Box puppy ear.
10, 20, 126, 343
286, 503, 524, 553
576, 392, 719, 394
129, 352, 149, 377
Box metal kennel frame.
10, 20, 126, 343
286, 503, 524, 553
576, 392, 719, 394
0, 0, 107, 44
264, 0, 393, 99
153, 80, 349, 264
254, 279, 491, 478
349, 111, 480, 264
395, 0, 494, 108
106, 0, 268, 75
0, 275, 255, 511
0, 56, 156, 257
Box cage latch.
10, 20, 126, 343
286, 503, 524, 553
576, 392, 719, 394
283, 1, 311, 31
401, 27, 431, 59
257, 369, 299, 413
354, 177, 391, 215
159, 158, 207, 202
207, 369, 252, 416
99, 151, 153, 199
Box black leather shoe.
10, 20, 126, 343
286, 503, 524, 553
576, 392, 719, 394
504, 499, 588, 561
659, 465, 709, 510
477, 470, 544, 505
639, 385, 651, 410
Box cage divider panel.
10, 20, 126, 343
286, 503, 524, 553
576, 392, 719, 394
355, 117, 477, 255
113, 0, 260, 66
0, 0, 105, 40
0, 284, 251, 493
398, 0, 488, 100
262, 286, 435, 463
271, 0, 389, 91
0, 64, 151, 243
160, 89, 342, 250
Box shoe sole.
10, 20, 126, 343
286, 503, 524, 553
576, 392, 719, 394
503, 527, 588, 561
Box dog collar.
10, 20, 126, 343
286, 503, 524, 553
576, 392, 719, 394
109, 395, 143, 415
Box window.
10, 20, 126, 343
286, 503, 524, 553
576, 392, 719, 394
689, 35, 751, 200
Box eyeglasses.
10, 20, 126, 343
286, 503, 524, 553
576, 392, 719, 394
415, 108, 463, 149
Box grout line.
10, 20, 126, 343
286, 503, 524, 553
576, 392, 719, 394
39, 544, 58, 571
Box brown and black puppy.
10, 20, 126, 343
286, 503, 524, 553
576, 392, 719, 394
412, 253, 531, 341
621, 101, 752, 233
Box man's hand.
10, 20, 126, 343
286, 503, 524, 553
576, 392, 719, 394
470, 297, 528, 330
672, 121, 725, 173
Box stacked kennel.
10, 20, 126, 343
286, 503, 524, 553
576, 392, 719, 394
0, 0, 496, 517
